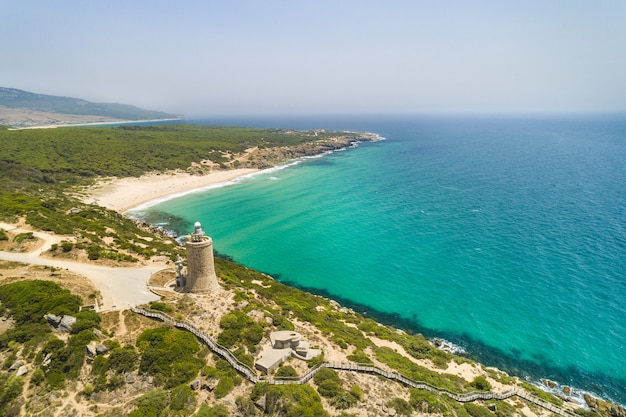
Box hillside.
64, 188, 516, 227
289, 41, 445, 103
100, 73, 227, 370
0, 87, 176, 128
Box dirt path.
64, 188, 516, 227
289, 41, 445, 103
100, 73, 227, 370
117, 310, 128, 337
0, 223, 160, 310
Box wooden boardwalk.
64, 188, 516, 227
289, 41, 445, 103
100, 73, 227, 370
132, 307, 576, 417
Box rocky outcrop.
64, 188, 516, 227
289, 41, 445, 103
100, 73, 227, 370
86, 341, 110, 356
44, 313, 62, 327
8, 360, 23, 371
45, 313, 76, 333
585, 394, 626, 417
58, 315, 76, 333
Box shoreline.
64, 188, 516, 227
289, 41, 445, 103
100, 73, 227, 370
81, 168, 260, 213
7, 117, 182, 130
82, 134, 384, 213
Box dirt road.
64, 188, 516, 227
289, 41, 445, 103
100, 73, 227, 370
0, 223, 160, 310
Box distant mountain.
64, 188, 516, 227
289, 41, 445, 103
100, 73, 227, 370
0, 87, 176, 121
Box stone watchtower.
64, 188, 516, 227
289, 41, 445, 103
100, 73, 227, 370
184, 222, 219, 293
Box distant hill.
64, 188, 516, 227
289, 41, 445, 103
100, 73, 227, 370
0, 87, 176, 126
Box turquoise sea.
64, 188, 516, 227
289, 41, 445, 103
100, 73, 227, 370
131, 115, 626, 405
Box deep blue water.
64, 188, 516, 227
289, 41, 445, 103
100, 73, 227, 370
131, 115, 626, 405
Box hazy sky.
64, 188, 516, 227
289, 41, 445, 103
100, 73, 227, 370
3, 1, 626, 116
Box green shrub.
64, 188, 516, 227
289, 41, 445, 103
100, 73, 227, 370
29, 368, 45, 387
0, 374, 24, 413
276, 365, 298, 378
0, 280, 81, 326
217, 311, 254, 347
214, 376, 234, 399
130, 389, 169, 417
196, 404, 230, 417
72, 309, 101, 333
409, 388, 442, 413
329, 389, 359, 409
13, 232, 35, 244
108, 346, 139, 374
91, 355, 109, 375
317, 379, 342, 398
374, 346, 465, 392
387, 398, 413, 416
0, 229, 8, 241
235, 396, 258, 417
106, 373, 126, 391
346, 349, 372, 364
148, 302, 173, 313
244, 324, 264, 345
87, 245, 101, 260
349, 385, 362, 400
465, 403, 494, 417
169, 384, 195, 412
136, 327, 203, 388
251, 383, 328, 417
313, 368, 341, 386
469, 375, 492, 391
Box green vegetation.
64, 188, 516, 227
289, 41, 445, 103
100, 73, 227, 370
409, 388, 445, 414
40, 330, 96, 388
136, 327, 204, 389
313, 368, 360, 410
346, 348, 373, 364
0, 124, 340, 181
12, 232, 35, 244
275, 365, 298, 378
520, 382, 564, 406
469, 375, 492, 391
251, 383, 329, 417
374, 346, 466, 392
196, 404, 230, 417
217, 310, 264, 353
0, 374, 24, 417
148, 301, 173, 313
201, 357, 244, 400
386, 397, 413, 416
0, 280, 103, 395
129, 389, 170, 417
0, 280, 82, 350
465, 403, 495, 417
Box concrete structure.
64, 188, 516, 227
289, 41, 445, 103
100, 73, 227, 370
255, 330, 322, 374
183, 222, 219, 293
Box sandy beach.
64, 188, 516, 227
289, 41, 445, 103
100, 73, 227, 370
82, 168, 259, 213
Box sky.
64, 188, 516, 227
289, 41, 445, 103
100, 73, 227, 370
2, 0, 626, 116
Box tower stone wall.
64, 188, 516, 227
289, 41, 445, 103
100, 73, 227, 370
184, 222, 219, 293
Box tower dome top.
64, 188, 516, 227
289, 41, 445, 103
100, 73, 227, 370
191, 221, 205, 241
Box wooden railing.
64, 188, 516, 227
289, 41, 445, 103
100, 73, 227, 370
132, 307, 576, 417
